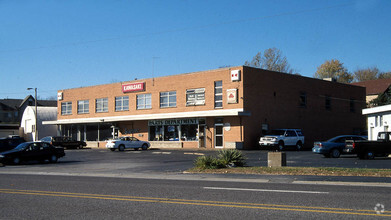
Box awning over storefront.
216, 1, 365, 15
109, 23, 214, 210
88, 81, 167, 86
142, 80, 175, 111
43, 108, 250, 125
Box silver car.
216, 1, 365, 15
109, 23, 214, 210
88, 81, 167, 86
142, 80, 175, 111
106, 136, 150, 151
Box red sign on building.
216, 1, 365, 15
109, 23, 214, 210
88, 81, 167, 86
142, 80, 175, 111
122, 82, 145, 93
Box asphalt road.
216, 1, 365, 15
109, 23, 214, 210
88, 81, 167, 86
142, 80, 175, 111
0, 174, 389, 219
2, 148, 390, 175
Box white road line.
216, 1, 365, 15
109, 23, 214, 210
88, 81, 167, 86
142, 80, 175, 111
203, 187, 329, 194
152, 152, 172, 154
184, 153, 205, 155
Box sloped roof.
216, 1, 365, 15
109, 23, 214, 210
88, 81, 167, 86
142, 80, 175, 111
0, 95, 57, 110
351, 78, 391, 95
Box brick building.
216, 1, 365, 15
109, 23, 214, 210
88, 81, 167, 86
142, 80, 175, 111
45, 66, 366, 149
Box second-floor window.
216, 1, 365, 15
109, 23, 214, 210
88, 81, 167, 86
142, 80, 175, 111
77, 100, 89, 114
160, 91, 176, 108
61, 102, 72, 115
214, 81, 223, 108
325, 96, 331, 110
137, 94, 152, 110
299, 92, 307, 108
115, 96, 129, 111
96, 98, 108, 113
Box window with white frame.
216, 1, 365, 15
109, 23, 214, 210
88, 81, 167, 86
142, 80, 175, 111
214, 81, 223, 108
115, 96, 129, 111
77, 100, 89, 114
61, 102, 72, 115
137, 94, 152, 109
160, 91, 176, 108
96, 98, 108, 113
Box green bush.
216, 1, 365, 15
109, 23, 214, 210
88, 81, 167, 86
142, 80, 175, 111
217, 149, 246, 167
194, 155, 224, 169
194, 149, 246, 169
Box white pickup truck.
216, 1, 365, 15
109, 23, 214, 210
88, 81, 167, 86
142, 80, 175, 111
259, 129, 304, 151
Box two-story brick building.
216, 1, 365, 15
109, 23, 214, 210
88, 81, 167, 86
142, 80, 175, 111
44, 66, 366, 149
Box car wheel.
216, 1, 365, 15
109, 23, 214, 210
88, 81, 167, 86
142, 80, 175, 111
366, 151, 375, 160
142, 144, 148, 150
110, 148, 115, 151
118, 145, 125, 151
330, 149, 341, 158
49, 155, 58, 163
13, 157, 21, 165
296, 142, 302, 151
278, 141, 284, 151
78, 145, 83, 149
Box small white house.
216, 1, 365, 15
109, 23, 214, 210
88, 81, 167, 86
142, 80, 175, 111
20, 106, 58, 141
363, 104, 391, 140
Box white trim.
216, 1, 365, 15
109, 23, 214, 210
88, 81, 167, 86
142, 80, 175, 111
363, 104, 391, 115
43, 108, 250, 125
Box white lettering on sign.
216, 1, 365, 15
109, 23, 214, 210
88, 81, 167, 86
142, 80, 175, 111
122, 82, 145, 93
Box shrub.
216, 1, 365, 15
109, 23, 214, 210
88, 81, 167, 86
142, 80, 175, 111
217, 149, 246, 167
194, 149, 246, 169
194, 155, 225, 169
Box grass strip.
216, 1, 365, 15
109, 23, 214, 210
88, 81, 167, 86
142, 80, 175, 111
187, 166, 391, 177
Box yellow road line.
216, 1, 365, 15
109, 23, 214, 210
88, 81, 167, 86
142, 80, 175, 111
0, 189, 389, 217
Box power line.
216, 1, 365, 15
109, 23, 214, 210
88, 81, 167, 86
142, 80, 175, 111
0, 3, 353, 54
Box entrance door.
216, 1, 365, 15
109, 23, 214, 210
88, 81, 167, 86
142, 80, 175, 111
214, 123, 224, 148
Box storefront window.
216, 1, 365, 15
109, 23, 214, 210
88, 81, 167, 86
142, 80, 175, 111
164, 125, 179, 141
148, 118, 201, 142
181, 124, 198, 141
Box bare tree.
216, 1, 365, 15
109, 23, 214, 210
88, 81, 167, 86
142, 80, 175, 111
245, 48, 294, 74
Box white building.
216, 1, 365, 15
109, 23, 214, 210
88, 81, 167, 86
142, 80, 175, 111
363, 104, 391, 140
21, 106, 58, 141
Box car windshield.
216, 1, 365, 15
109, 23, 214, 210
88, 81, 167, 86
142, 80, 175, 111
14, 142, 30, 150
268, 130, 286, 136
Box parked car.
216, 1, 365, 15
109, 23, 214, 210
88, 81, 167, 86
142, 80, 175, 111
345, 131, 391, 159
106, 136, 150, 151
41, 136, 87, 149
0, 135, 25, 153
312, 135, 367, 158
0, 142, 65, 165
259, 129, 304, 151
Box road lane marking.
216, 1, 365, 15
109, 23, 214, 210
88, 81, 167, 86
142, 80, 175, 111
203, 187, 329, 194
184, 153, 205, 156
0, 188, 389, 217
152, 152, 171, 154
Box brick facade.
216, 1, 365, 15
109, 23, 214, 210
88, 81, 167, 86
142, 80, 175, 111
53, 66, 366, 149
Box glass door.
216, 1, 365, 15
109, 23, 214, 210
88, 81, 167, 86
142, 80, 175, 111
214, 118, 224, 148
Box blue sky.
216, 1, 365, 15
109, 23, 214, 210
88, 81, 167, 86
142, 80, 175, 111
1, 0, 390, 99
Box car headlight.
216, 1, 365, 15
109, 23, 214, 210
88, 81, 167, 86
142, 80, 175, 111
0, 155, 4, 158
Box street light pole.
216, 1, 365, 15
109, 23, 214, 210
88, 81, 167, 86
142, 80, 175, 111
27, 88, 38, 141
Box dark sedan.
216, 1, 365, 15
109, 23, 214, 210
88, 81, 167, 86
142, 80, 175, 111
0, 142, 65, 165
41, 136, 86, 149
312, 135, 367, 158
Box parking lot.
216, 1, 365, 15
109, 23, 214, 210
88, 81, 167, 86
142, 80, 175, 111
1, 148, 390, 176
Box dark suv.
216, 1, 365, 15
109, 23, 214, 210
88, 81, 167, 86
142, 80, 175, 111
41, 136, 87, 149
0, 136, 26, 153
